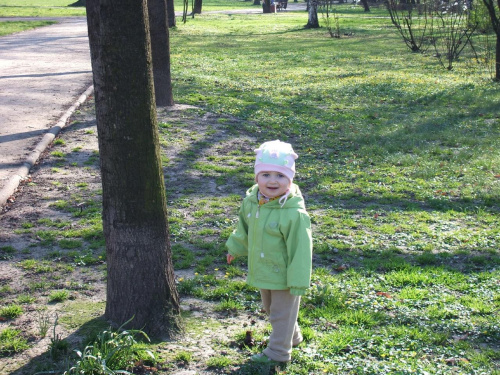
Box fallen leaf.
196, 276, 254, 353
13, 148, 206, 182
376, 292, 392, 299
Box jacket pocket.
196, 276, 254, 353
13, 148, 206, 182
256, 252, 287, 284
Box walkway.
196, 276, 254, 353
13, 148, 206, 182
0, 17, 93, 205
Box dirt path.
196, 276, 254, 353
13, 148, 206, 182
0, 17, 92, 205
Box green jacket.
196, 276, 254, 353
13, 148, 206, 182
226, 183, 312, 296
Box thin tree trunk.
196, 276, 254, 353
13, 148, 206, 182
148, 0, 174, 106
86, 0, 180, 338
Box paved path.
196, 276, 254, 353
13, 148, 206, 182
0, 17, 93, 206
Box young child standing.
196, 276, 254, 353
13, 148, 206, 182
226, 140, 313, 363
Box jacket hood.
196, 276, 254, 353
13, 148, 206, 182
246, 183, 306, 210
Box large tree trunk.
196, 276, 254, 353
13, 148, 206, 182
86, 0, 180, 339
167, 0, 176, 28
193, 0, 203, 14
148, 0, 174, 106
305, 0, 319, 28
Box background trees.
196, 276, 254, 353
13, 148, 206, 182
86, 0, 180, 338
148, 0, 175, 106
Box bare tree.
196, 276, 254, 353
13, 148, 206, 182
386, 0, 432, 52
86, 0, 180, 338
431, 0, 477, 70
148, 0, 175, 106
319, 0, 341, 37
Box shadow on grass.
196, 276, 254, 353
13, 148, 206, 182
10, 316, 108, 375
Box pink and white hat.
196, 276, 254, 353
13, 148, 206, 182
254, 140, 298, 181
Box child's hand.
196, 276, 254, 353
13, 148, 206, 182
227, 254, 235, 264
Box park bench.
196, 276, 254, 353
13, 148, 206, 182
276, 0, 288, 11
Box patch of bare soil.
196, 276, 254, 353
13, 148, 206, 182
0, 98, 265, 374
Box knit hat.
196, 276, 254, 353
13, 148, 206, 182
254, 140, 298, 181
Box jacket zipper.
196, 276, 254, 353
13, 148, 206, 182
250, 203, 260, 284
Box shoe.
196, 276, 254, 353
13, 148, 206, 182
292, 336, 303, 347
251, 353, 277, 363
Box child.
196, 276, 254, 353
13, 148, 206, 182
226, 139, 312, 363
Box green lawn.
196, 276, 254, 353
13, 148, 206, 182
168, 6, 500, 374
1, 1, 499, 374
0, 0, 86, 17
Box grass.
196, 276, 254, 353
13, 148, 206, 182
0, 0, 86, 17
0, 1, 499, 374
0, 20, 55, 36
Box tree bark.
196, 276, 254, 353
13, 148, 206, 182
167, 0, 176, 28
148, 0, 175, 106
305, 0, 319, 28
86, 0, 180, 339
359, 0, 370, 11
193, 0, 203, 14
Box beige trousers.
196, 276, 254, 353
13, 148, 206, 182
260, 289, 302, 362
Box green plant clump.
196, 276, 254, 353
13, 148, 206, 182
64, 323, 155, 375
0, 328, 29, 355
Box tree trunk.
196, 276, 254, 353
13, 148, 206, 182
305, 0, 319, 28
193, 0, 203, 14
148, 0, 174, 106
359, 0, 370, 11
167, 0, 176, 28
253, 0, 261, 5
86, 0, 180, 339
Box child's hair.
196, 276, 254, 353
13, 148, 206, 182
254, 140, 298, 181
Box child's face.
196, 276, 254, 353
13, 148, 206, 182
256, 171, 291, 198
